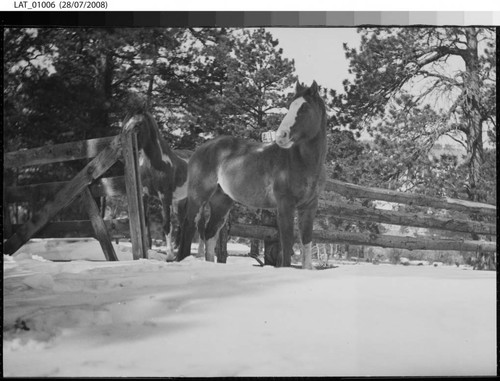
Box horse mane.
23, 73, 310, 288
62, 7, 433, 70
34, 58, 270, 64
122, 107, 173, 172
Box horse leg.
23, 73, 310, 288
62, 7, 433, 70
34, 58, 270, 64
195, 201, 209, 257
276, 198, 295, 267
177, 163, 219, 261
173, 198, 187, 249
197, 239, 205, 257
177, 194, 211, 261
159, 193, 175, 262
202, 189, 233, 262
298, 199, 319, 270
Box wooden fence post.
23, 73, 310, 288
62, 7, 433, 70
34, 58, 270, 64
81, 187, 118, 261
121, 131, 148, 260
133, 133, 150, 254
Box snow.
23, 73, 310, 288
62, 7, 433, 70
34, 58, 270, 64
3, 239, 497, 377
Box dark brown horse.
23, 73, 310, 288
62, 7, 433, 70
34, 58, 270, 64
122, 111, 189, 261
177, 81, 327, 268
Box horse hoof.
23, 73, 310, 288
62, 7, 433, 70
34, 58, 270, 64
165, 253, 176, 262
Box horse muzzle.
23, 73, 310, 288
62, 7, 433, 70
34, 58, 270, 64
275, 129, 294, 149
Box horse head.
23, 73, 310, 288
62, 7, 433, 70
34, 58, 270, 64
122, 109, 164, 152
275, 80, 325, 149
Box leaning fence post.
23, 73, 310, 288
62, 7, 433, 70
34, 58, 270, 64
81, 187, 118, 261
121, 131, 148, 260
3, 135, 123, 255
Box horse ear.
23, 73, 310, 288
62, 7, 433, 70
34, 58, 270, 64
309, 80, 319, 94
295, 80, 305, 93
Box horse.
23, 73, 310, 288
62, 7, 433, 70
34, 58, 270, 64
122, 111, 189, 261
177, 80, 327, 268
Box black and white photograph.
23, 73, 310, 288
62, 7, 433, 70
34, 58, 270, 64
2, 13, 497, 377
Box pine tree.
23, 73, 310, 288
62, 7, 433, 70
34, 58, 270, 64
330, 27, 496, 204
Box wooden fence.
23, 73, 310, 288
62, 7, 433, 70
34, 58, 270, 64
3, 131, 149, 260
227, 180, 496, 256
4, 135, 496, 262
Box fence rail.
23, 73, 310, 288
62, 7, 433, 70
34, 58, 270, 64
11, 216, 496, 254
4, 136, 116, 168
325, 179, 496, 216
7, 178, 496, 237
229, 223, 496, 253
318, 199, 496, 236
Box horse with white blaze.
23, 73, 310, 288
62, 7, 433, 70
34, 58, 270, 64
177, 80, 327, 268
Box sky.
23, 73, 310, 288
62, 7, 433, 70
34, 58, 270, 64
267, 28, 361, 92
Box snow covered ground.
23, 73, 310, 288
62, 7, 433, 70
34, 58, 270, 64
3, 239, 497, 377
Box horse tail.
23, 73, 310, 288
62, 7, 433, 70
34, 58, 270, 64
177, 145, 221, 261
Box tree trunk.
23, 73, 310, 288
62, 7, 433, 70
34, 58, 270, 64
215, 222, 229, 263
93, 30, 115, 138
100, 196, 107, 219
146, 36, 158, 108
264, 241, 280, 266
261, 209, 278, 265
250, 239, 260, 257
463, 28, 490, 269
97, 51, 114, 132
464, 28, 485, 205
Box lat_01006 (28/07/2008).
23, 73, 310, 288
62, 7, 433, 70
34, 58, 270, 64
13, 0, 108, 9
